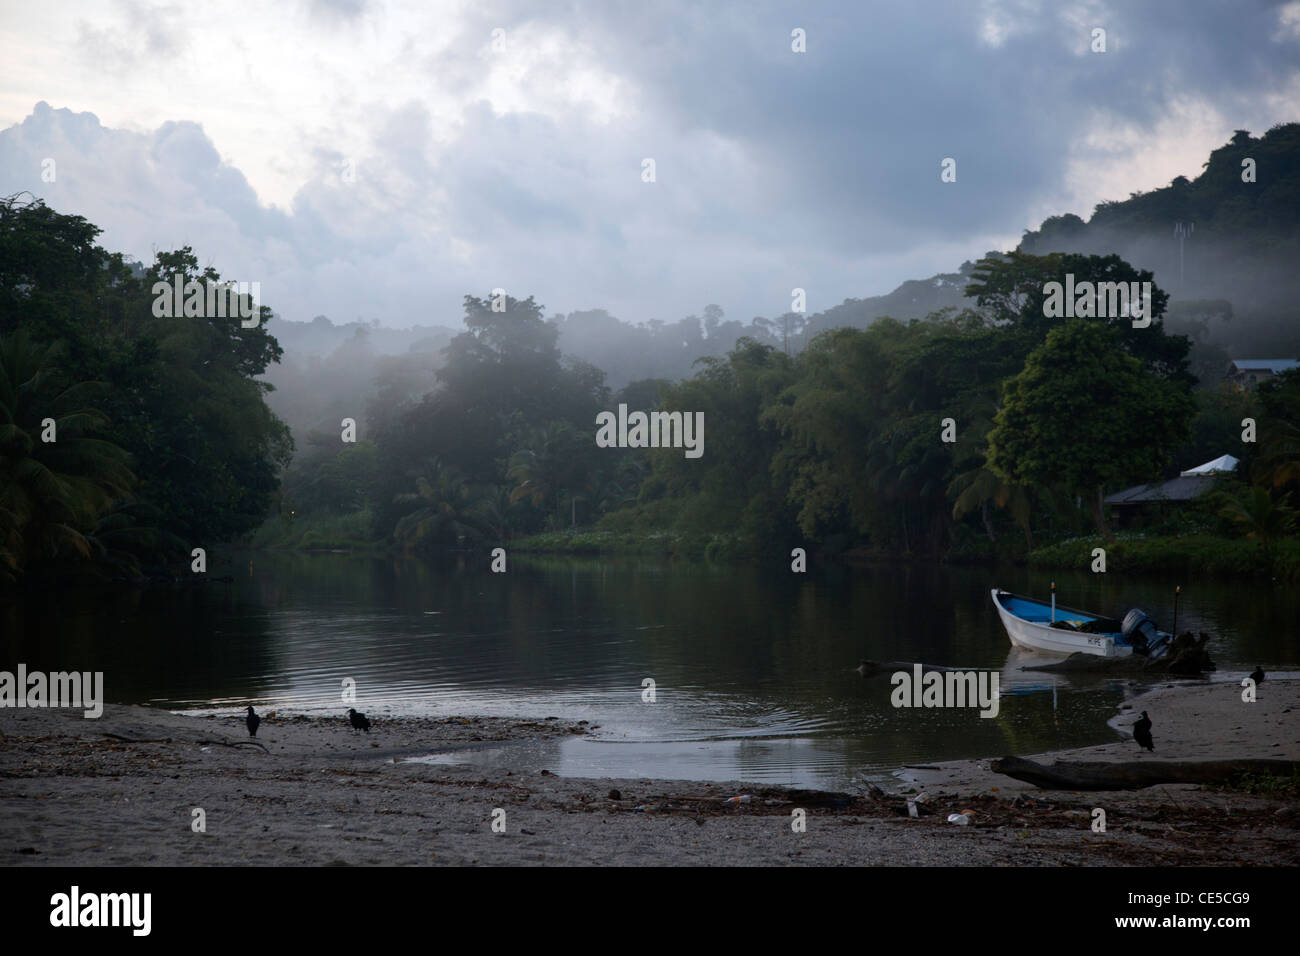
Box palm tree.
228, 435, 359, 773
471, 485, 515, 541
595, 455, 647, 516
0, 500, 20, 585
507, 422, 594, 524
85, 501, 184, 580
1257, 419, 1300, 490
1219, 486, 1296, 551
948, 464, 1034, 549
0, 331, 134, 577
392, 461, 480, 551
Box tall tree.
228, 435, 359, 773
0, 331, 134, 579
987, 320, 1195, 540
965, 251, 1190, 383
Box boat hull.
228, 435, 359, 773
991, 589, 1133, 658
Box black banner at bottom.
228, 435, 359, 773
0, 865, 1285, 941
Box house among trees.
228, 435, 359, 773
1226, 359, 1299, 388
1104, 455, 1238, 527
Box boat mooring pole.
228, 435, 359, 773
1173, 585, 1180, 637
1051, 581, 1056, 622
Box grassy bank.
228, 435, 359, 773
244, 511, 1300, 580
512, 527, 755, 560
1028, 533, 1300, 579
246, 509, 388, 552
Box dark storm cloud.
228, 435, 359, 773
74, 0, 190, 73
435, 104, 592, 240
307, 0, 371, 22
471, 0, 1300, 253
149, 120, 295, 244
3, 1, 1297, 326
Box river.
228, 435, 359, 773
3, 552, 1294, 790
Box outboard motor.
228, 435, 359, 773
1122, 609, 1159, 654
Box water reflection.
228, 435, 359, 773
2, 552, 1294, 789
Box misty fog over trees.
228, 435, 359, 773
4, 124, 1300, 587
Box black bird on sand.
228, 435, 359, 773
347, 708, 371, 733
245, 705, 260, 738
1133, 711, 1154, 752
1251, 665, 1265, 685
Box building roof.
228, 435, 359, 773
1105, 474, 1218, 505
1229, 359, 1299, 373
1107, 454, 1236, 505
1181, 453, 1238, 476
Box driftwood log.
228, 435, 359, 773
101, 733, 269, 754
1021, 632, 1215, 676
990, 755, 1299, 790
857, 659, 977, 677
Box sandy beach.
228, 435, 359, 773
2, 680, 1297, 866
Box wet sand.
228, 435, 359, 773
1, 680, 1297, 866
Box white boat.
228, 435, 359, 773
991, 589, 1171, 658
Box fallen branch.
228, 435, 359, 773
196, 737, 270, 754
990, 755, 1299, 791
101, 732, 268, 754
1022, 632, 1215, 676
858, 660, 979, 677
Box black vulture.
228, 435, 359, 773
347, 708, 371, 733
245, 705, 260, 738
1133, 710, 1154, 752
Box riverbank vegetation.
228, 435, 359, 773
4, 126, 1299, 586
1, 195, 290, 587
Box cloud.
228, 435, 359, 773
1276, 2, 1300, 42
1, 0, 1297, 328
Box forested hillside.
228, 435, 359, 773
5, 125, 1299, 585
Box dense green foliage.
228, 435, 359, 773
988, 320, 1196, 539
0, 195, 291, 584
1029, 534, 1300, 579
279, 249, 1276, 568
6, 125, 1299, 582
1020, 123, 1300, 359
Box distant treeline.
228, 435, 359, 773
262, 124, 1300, 439
3, 125, 1299, 585
267, 250, 1297, 567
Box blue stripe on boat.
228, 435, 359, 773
1000, 596, 1096, 625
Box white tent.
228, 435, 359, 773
1180, 454, 1239, 476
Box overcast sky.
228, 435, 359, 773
2, 0, 1298, 328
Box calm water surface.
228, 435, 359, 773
3, 553, 1295, 790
